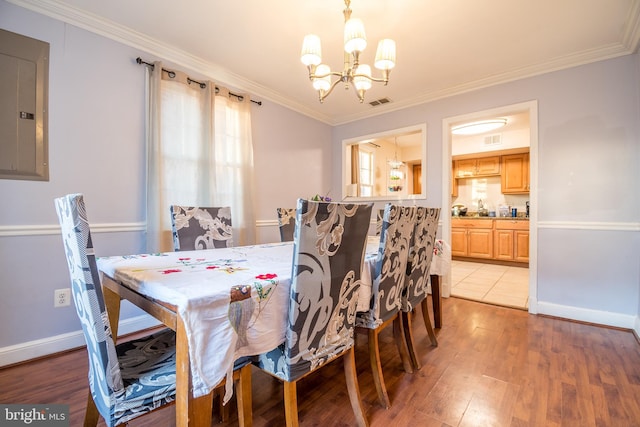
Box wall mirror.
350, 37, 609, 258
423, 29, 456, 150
341, 124, 427, 201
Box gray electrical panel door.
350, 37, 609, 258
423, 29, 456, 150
0, 29, 49, 181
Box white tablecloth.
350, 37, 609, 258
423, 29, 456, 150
430, 239, 451, 276
98, 243, 293, 399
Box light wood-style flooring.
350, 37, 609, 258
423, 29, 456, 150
1, 297, 639, 426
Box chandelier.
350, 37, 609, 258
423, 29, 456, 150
300, 0, 396, 103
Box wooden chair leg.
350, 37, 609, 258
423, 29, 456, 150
343, 347, 370, 427
283, 380, 299, 427
392, 314, 414, 373
236, 364, 253, 427
402, 311, 421, 371
83, 392, 100, 427
216, 388, 229, 422
368, 328, 391, 409
421, 298, 438, 347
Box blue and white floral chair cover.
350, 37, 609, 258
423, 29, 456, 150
55, 194, 178, 427
255, 198, 372, 427
276, 207, 296, 242
356, 203, 416, 408
170, 205, 233, 250
401, 207, 441, 370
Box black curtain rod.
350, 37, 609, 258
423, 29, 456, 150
136, 57, 262, 106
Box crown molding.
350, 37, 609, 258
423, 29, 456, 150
6, 0, 334, 124
333, 42, 635, 125
7, 0, 640, 127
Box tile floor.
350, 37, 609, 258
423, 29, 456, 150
450, 260, 529, 310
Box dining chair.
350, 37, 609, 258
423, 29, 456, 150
356, 203, 416, 409
254, 198, 373, 427
276, 207, 296, 242
401, 207, 441, 370
55, 194, 252, 427
170, 205, 233, 250
374, 208, 384, 236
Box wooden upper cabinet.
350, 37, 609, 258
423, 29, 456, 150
476, 156, 501, 175
501, 153, 530, 193
454, 156, 500, 178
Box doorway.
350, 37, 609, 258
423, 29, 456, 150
441, 101, 538, 314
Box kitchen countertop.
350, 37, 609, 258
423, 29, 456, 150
452, 215, 529, 221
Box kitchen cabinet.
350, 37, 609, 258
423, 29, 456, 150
501, 153, 529, 193
454, 156, 500, 178
451, 219, 493, 259
494, 220, 529, 262
453, 218, 529, 264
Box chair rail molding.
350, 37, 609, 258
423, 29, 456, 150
536, 220, 640, 232
0, 222, 146, 237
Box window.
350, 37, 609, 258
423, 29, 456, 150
359, 149, 374, 197
145, 63, 255, 252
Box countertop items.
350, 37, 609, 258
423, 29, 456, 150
453, 214, 529, 221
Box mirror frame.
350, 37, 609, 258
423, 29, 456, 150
341, 123, 427, 202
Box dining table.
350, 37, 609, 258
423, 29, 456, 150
97, 239, 379, 427
96, 236, 449, 427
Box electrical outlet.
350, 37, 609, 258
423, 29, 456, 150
54, 288, 71, 307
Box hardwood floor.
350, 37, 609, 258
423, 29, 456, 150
1, 297, 639, 426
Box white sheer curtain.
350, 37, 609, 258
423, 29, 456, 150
145, 61, 256, 252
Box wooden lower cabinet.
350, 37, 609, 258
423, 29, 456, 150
451, 227, 467, 257
453, 218, 529, 263
468, 229, 493, 258
514, 230, 530, 262
451, 219, 493, 259
494, 220, 529, 262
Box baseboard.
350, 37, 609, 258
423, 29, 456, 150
0, 315, 161, 367
536, 301, 637, 330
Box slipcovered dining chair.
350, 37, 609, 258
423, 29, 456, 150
254, 198, 373, 427
170, 205, 233, 250
356, 204, 416, 409
276, 207, 296, 242
374, 208, 385, 236
401, 207, 441, 370
55, 194, 252, 427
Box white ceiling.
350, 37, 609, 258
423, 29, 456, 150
10, 0, 640, 125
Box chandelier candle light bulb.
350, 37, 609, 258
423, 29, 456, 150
301, 0, 396, 103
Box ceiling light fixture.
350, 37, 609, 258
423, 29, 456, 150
388, 137, 404, 171
451, 119, 508, 135
300, 0, 396, 103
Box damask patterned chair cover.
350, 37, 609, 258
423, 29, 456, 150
54, 194, 178, 427
356, 203, 416, 408
255, 198, 372, 427
276, 207, 296, 242
401, 207, 441, 370
170, 205, 233, 250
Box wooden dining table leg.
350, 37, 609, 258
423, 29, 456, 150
430, 275, 442, 329
176, 316, 213, 427
102, 279, 122, 339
